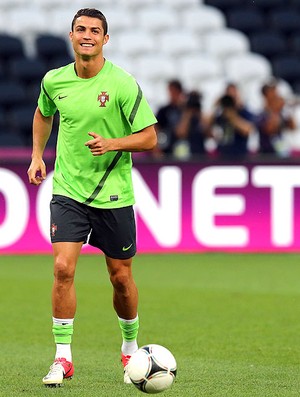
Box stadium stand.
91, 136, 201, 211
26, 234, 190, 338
7, 6, 48, 38
9, 104, 37, 145
162, 0, 203, 9
224, 53, 272, 85
0, 34, 25, 62
136, 6, 179, 32
290, 0, 300, 9
290, 34, 300, 56
0, 81, 27, 109
182, 6, 226, 34
226, 8, 265, 35
178, 53, 223, 90
0, 107, 5, 129
268, 8, 300, 36
0, 62, 5, 81
0, 0, 300, 150
249, 31, 288, 62
204, 0, 241, 10
0, 132, 25, 146
35, 35, 71, 66
207, 0, 300, 92
9, 57, 47, 86
202, 29, 249, 59
115, 30, 156, 58
248, 0, 286, 11
134, 55, 177, 83
272, 56, 300, 88
158, 30, 201, 57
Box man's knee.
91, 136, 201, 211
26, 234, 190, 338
54, 256, 75, 282
110, 268, 131, 290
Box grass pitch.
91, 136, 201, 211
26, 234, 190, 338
0, 253, 299, 396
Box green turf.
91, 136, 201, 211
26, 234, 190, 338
0, 253, 299, 396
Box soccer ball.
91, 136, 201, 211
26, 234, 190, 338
127, 344, 177, 394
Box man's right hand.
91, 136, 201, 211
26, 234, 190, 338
27, 158, 46, 185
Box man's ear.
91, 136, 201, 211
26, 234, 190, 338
103, 34, 110, 45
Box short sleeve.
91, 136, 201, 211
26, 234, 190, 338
37, 77, 57, 117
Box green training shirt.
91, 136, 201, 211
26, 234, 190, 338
38, 60, 157, 208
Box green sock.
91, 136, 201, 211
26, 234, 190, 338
118, 316, 139, 342
52, 324, 74, 344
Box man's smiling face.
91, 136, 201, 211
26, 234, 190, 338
69, 15, 109, 59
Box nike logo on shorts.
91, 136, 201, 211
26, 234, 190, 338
122, 244, 133, 251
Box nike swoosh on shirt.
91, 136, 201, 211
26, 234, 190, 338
122, 244, 133, 251
58, 95, 68, 100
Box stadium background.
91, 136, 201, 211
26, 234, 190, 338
2, 0, 300, 254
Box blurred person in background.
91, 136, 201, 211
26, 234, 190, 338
173, 90, 211, 160
210, 92, 256, 159
257, 79, 296, 157
224, 82, 257, 123
155, 79, 186, 157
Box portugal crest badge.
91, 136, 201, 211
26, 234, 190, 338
98, 91, 109, 107
51, 223, 57, 237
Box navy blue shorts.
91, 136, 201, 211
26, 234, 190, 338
50, 195, 136, 259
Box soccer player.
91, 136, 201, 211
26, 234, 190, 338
27, 8, 157, 387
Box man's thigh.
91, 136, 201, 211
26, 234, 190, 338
88, 206, 136, 259
50, 195, 91, 243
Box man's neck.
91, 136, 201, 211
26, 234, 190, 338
74, 56, 105, 79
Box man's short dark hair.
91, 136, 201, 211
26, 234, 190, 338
71, 8, 108, 35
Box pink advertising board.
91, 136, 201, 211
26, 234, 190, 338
1, 159, 300, 254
